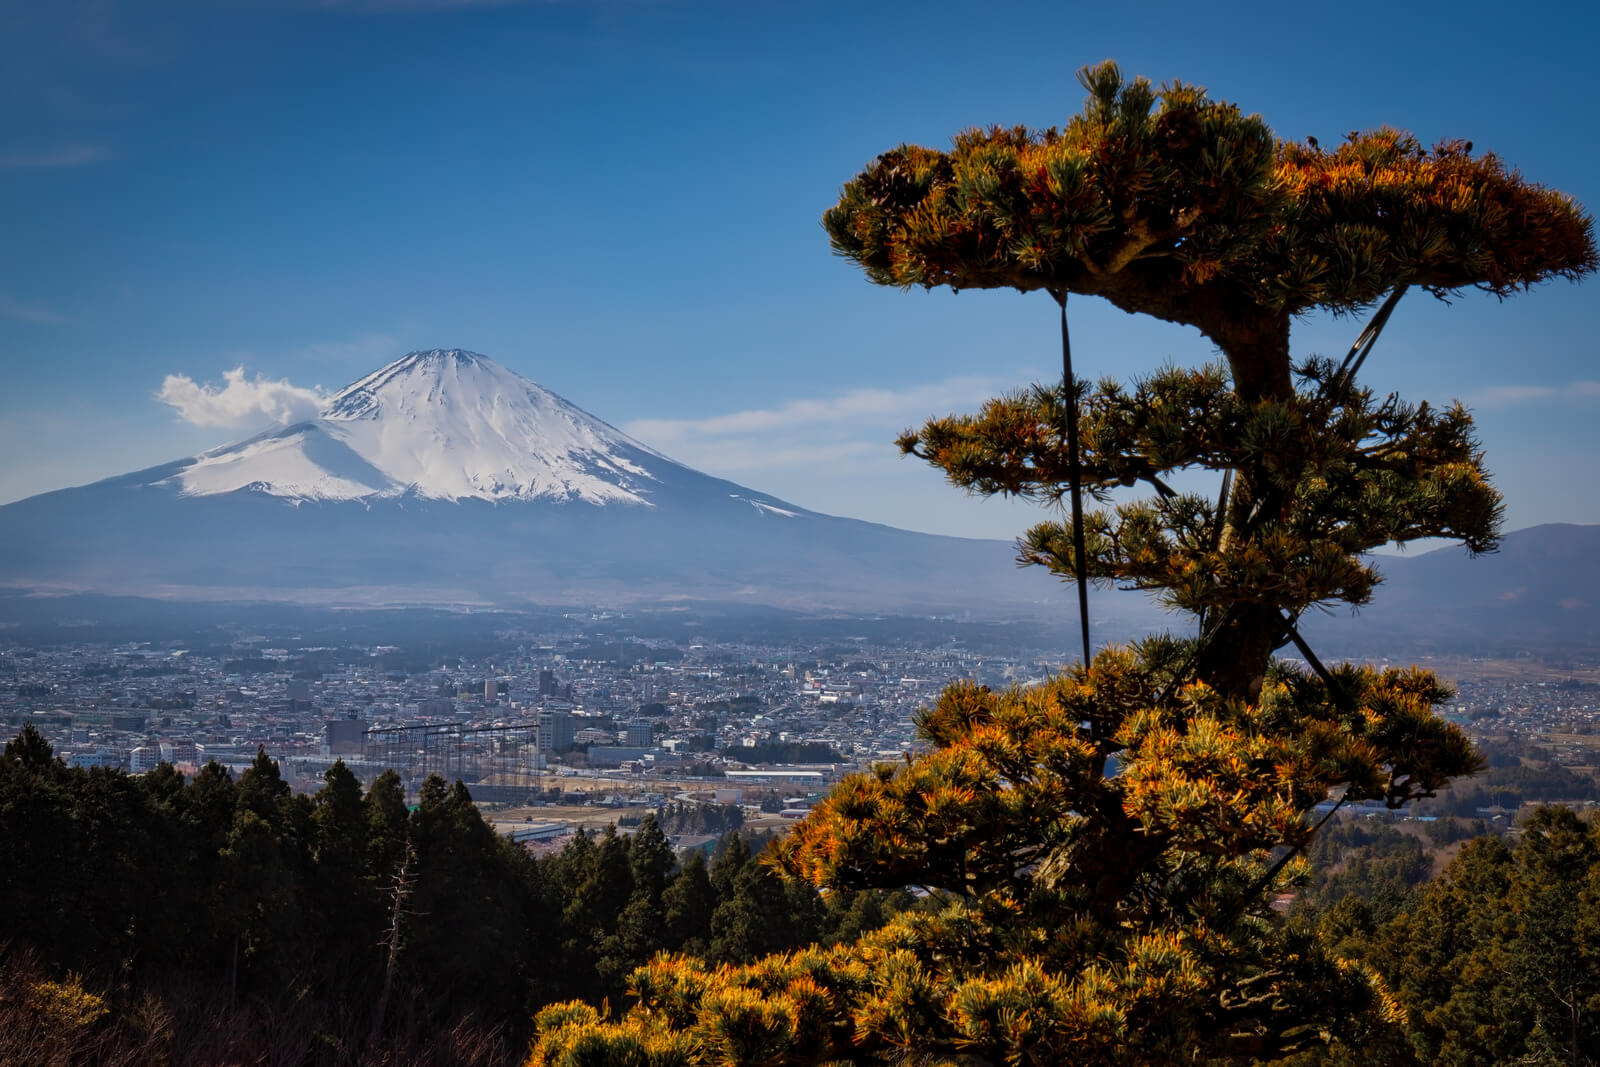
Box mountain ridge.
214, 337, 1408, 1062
1305, 521, 1600, 656
3, 350, 1596, 643
156, 349, 694, 507
0, 350, 1069, 617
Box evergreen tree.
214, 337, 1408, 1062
605, 816, 678, 987
532, 63, 1594, 1065
662, 851, 716, 956
1378, 809, 1600, 1066
184, 760, 239, 854
406, 777, 541, 1028
707, 831, 750, 901
0, 738, 545, 1063
235, 746, 291, 822
214, 752, 312, 1001
0, 728, 73, 964
818, 888, 914, 948
707, 858, 790, 965
824, 59, 1592, 702
307, 760, 381, 1011
311, 760, 366, 873
3, 722, 58, 772
628, 814, 675, 902
579, 826, 644, 1001
362, 767, 410, 883
1503, 808, 1600, 1065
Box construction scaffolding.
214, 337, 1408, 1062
363, 720, 542, 796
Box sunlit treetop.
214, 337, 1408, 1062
825, 61, 1596, 393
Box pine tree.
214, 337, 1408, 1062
826, 60, 1592, 701
308, 760, 382, 1014
629, 814, 676, 902
407, 776, 541, 1027
311, 760, 366, 874
662, 851, 716, 956
362, 768, 410, 883
1358, 813, 1600, 1066
1378, 810, 1600, 1066
1501, 809, 1600, 1065
217, 750, 310, 1001
530, 63, 1595, 1065
3, 722, 59, 772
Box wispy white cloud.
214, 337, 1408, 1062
0, 143, 112, 170
311, 0, 524, 12
682, 440, 882, 473
619, 375, 1008, 501
1469, 381, 1600, 408
624, 376, 1000, 448
617, 376, 1044, 537
157, 366, 330, 428
0, 293, 66, 324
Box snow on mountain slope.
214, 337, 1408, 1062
163, 350, 671, 505
175, 422, 394, 500
0, 346, 1087, 615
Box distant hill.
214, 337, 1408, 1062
1303, 523, 1600, 658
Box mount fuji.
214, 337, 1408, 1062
169, 350, 683, 508
0, 350, 1069, 614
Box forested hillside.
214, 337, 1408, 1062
10, 721, 1600, 1066
1298, 807, 1600, 1065
0, 726, 906, 1066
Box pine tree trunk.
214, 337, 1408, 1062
1195, 604, 1284, 704
1569, 993, 1579, 1067
1195, 313, 1294, 703
367, 839, 415, 1055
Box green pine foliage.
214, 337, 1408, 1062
1311, 806, 1600, 1066
653, 799, 744, 838
1293, 819, 1435, 928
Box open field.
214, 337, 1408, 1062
1411, 657, 1600, 684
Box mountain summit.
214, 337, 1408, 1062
0, 349, 1070, 615
0, 347, 1592, 635
172, 349, 669, 506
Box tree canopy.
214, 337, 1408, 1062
530, 62, 1593, 1066
824, 61, 1594, 399
864, 62, 1594, 702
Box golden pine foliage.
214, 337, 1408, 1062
824, 61, 1594, 351
532, 61, 1591, 1065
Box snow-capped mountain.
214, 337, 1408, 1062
0, 349, 1084, 616
4, 348, 1588, 638
170, 350, 668, 506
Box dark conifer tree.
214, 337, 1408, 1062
362, 767, 410, 883
662, 850, 716, 956
628, 814, 675, 901
3, 722, 58, 771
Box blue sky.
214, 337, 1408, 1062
2, 0, 1596, 542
